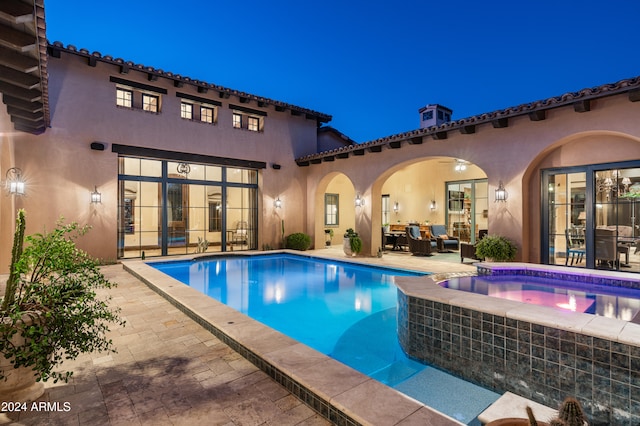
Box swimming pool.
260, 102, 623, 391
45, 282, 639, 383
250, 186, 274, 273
150, 253, 499, 424
441, 273, 640, 320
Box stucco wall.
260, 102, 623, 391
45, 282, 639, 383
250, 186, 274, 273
305, 94, 640, 257
1, 51, 320, 269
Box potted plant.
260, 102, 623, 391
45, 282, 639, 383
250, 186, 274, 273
324, 229, 334, 247
0, 210, 125, 402
343, 228, 362, 257
475, 234, 517, 262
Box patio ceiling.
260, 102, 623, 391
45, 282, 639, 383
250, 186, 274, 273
0, 0, 49, 135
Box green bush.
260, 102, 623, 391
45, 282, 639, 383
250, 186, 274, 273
475, 235, 517, 261
285, 232, 311, 251
343, 228, 362, 254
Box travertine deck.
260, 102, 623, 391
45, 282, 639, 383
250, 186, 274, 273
0, 265, 330, 425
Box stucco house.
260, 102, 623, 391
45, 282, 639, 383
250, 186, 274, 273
1, 0, 640, 276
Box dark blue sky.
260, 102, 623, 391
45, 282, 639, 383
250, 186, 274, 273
46, 0, 640, 143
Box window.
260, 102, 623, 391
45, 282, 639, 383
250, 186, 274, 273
181, 102, 193, 119
247, 116, 259, 132
422, 111, 433, 121
143, 94, 159, 113
325, 193, 339, 226
437, 110, 444, 120
116, 89, 132, 108
208, 201, 222, 232
201, 106, 214, 123
381, 194, 390, 225
233, 113, 242, 129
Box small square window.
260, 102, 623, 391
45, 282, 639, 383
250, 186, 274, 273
233, 113, 242, 129
181, 102, 193, 119
247, 116, 259, 132
422, 110, 433, 121
437, 110, 444, 120
143, 94, 159, 113
201, 106, 214, 124
116, 88, 132, 108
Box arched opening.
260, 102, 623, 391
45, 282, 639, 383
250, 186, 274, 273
523, 131, 640, 272
370, 156, 488, 255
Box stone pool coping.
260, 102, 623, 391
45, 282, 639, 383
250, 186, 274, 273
396, 262, 640, 346
122, 252, 464, 426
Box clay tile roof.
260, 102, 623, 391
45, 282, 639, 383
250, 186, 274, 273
48, 41, 332, 123
296, 74, 640, 164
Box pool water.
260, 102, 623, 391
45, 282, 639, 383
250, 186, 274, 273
441, 275, 640, 321
152, 254, 499, 424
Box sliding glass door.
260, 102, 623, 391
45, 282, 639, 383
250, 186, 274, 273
542, 162, 640, 273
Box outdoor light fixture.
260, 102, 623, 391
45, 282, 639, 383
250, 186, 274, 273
5, 167, 25, 196
91, 186, 102, 204
355, 193, 365, 207
454, 159, 467, 173
393, 201, 399, 213
429, 200, 436, 211
274, 197, 282, 209
495, 181, 508, 202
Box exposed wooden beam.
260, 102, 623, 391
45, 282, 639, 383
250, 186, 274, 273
433, 131, 447, 140
336, 152, 349, 159
147, 73, 158, 82
6, 105, 42, 121
389, 141, 402, 149
323, 156, 335, 162
0, 81, 41, 102
528, 110, 546, 121
173, 80, 184, 88
0, 64, 40, 89
460, 125, 476, 134
0, 22, 36, 52
0, 45, 38, 72
296, 161, 310, 167
275, 105, 286, 112
197, 86, 208, 94
2, 94, 43, 113
11, 115, 44, 130
291, 110, 301, 116
353, 149, 365, 156
219, 91, 230, 99
88, 56, 97, 67
409, 136, 423, 145
119, 63, 129, 74
310, 158, 322, 164
257, 101, 267, 108
573, 100, 591, 113
14, 121, 45, 134
368, 145, 382, 152
492, 118, 509, 128
629, 89, 640, 102
0, 0, 34, 25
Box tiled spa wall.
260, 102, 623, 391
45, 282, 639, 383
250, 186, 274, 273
397, 291, 640, 426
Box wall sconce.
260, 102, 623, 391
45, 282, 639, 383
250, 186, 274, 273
355, 193, 365, 207
90, 185, 102, 204
495, 181, 508, 202
5, 167, 25, 195
429, 200, 436, 211
393, 201, 399, 213
274, 197, 282, 209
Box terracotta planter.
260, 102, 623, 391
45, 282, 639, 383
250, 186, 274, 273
0, 315, 45, 402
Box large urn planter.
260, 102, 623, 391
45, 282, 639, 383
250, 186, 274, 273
343, 238, 354, 256
0, 314, 44, 402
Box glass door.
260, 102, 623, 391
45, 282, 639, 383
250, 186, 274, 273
546, 172, 586, 268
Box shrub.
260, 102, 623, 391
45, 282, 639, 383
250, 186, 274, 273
475, 235, 517, 261
285, 233, 311, 251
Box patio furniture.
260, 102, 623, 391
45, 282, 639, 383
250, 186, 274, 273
429, 224, 460, 252
565, 229, 585, 265
460, 229, 488, 262
405, 226, 434, 256
232, 221, 249, 245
